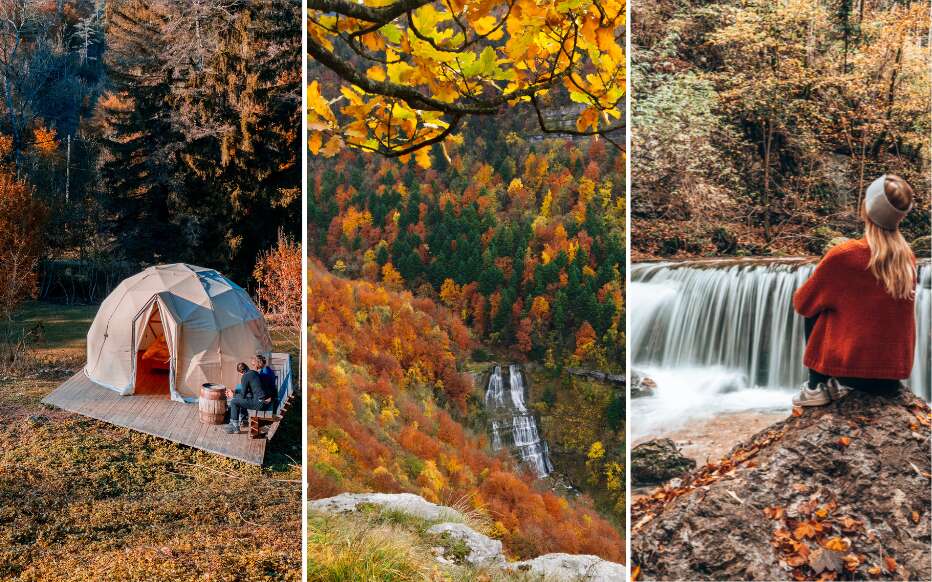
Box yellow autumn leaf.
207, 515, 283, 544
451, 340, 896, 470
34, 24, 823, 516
308, 132, 323, 155
414, 145, 432, 169
576, 107, 599, 133
366, 65, 386, 82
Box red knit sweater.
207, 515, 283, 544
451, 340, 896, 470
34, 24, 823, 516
793, 238, 916, 380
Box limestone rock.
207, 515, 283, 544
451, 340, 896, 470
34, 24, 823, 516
631, 438, 696, 484
426, 522, 505, 567
505, 553, 627, 581
308, 492, 464, 522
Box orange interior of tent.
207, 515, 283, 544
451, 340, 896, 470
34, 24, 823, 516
134, 307, 171, 397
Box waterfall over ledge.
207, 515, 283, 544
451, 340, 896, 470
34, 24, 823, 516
484, 364, 554, 478
631, 259, 931, 401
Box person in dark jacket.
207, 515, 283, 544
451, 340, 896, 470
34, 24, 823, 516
252, 354, 277, 404
224, 362, 274, 434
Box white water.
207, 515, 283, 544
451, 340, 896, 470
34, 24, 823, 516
485, 364, 553, 477
631, 259, 931, 434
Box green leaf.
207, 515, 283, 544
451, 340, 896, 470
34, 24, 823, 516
380, 23, 402, 44
477, 46, 498, 76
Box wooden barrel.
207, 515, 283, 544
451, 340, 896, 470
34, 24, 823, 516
199, 384, 227, 425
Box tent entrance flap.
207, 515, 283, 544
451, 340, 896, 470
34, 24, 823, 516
133, 299, 172, 396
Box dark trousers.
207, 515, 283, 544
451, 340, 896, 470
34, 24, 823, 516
805, 316, 899, 394
229, 395, 265, 424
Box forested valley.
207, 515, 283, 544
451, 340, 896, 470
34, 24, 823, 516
632, 0, 930, 258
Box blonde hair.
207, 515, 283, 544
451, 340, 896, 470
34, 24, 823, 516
862, 174, 916, 300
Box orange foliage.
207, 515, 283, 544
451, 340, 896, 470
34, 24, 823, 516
0, 173, 47, 317
307, 263, 624, 562
32, 124, 59, 156
253, 231, 301, 340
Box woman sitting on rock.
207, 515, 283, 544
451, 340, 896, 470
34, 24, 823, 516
792, 174, 917, 406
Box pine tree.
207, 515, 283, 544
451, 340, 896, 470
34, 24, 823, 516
98, 1, 181, 264
168, 0, 301, 279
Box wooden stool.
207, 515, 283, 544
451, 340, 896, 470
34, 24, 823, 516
248, 393, 294, 439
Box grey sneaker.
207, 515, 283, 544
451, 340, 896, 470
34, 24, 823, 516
223, 423, 240, 434
826, 377, 850, 401
793, 382, 831, 407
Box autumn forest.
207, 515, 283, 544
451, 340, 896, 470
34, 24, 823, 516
632, 0, 930, 257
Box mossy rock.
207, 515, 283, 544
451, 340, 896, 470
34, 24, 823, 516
631, 438, 696, 485
807, 226, 843, 255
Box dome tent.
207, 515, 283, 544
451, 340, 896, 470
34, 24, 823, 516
85, 264, 272, 402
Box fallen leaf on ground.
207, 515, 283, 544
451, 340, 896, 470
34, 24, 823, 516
822, 537, 848, 552
884, 556, 897, 573
764, 506, 784, 520
837, 436, 851, 447
795, 522, 817, 540
837, 516, 860, 531
842, 553, 860, 572
809, 547, 843, 573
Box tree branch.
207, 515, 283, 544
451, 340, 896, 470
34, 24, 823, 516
309, 0, 433, 25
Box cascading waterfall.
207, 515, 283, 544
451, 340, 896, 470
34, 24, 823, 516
484, 364, 553, 477
630, 259, 931, 437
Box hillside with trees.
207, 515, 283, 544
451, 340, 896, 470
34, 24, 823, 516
631, 0, 930, 258
309, 120, 626, 370
307, 262, 625, 562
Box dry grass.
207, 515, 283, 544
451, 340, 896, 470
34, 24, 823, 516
0, 302, 301, 581
308, 508, 548, 582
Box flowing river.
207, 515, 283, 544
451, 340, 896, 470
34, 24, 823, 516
630, 258, 931, 440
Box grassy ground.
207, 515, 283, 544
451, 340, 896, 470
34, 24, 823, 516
308, 505, 551, 582
0, 301, 301, 581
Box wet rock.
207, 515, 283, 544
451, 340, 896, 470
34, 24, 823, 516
631, 370, 657, 398
565, 367, 625, 386
632, 386, 931, 581
505, 553, 626, 581
426, 522, 505, 567
308, 492, 463, 522
631, 438, 696, 484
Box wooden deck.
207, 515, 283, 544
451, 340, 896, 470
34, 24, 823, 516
43, 367, 291, 466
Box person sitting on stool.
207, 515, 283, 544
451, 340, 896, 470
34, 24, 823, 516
225, 362, 273, 434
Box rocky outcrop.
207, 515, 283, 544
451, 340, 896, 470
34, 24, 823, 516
308, 492, 463, 522
427, 522, 505, 568
311, 492, 626, 580
631, 370, 657, 398
505, 553, 627, 581
632, 386, 931, 581
566, 367, 626, 386
631, 438, 696, 484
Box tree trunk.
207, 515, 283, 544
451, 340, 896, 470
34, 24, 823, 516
762, 118, 774, 241
857, 133, 867, 212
